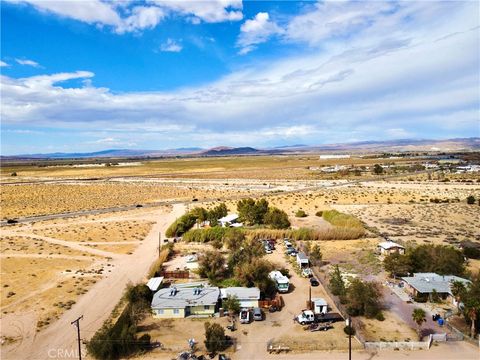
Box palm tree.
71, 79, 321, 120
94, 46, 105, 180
450, 281, 466, 312
412, 308, 426, 340
463, 298, 479, 339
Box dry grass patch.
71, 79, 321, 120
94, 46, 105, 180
33, 220, 154, 243
0, 257, 93, 309
1, 235, 95, 257
360, 311, 417, 342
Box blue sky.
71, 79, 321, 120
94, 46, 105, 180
1, 0, 479, 155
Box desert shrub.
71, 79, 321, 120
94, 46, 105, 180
10, 172, 17, 177
295, 210, 307, 218
467, 195, 476, 205
315, 210, 323, 217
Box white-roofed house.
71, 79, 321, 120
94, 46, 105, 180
220, 287, 260, 308
377, 241, 405, 255
218, 214, 242, 228
151, 286, 220, 318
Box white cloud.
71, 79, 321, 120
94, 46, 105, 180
10, 0, 122, 27
160, 38, 183, 52
150, 0, 243, 23
117, 5, 165, 33
7, 0, 242, 33
15, 58, 41, 67
237, 12, 282, 54
0, 61, 9, 67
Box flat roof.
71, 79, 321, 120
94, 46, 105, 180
312, 297, 327, 306
402, 273, 470, 294
220, 287, 260, 300
146, 277, 164, 291
151, 286, 220, 309
297, 252, 309, 261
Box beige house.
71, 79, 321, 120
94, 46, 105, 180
151, 286, 220, 318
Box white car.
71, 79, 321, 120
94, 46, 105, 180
302, 268, 313, 278
186, 254, 198, 263
265, 247, 273, 254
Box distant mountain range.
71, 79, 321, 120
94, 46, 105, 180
2, 138, 478, 160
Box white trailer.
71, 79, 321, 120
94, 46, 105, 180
269, 271, 290, 293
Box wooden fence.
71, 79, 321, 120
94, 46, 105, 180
159, 270, 190, 279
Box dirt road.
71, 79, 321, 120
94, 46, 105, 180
1, 203, 185, 360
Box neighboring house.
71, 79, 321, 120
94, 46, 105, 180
296, 252, 309, 268
218, 214, 242, 228
401, 273, 471, 302
377, 241, 405, 255
220, 287, 260, 308
312, 298, 328, 314
151, 286, 220, 318
146, 277, 164, 292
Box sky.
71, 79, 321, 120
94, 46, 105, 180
1, 0, 479, 155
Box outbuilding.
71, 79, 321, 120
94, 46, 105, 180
296, 252, 309, 268
220, 287, 260, 308
312, 298, 328, 315
377, 241, 405, 255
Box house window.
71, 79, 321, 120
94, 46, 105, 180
157, 309, 164, 315
173, 309, 180, 314
204, 305, 210, 310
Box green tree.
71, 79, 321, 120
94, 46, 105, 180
264, 207, 291, 229
208, 203, 228, 224
198, 250, 227, 283
373, 164, 384, 175
223, 229, 245, 251
234, 258, 275, 296
204, 322, 227, 354
346, 279, 382, 318
222, 295, 241, 315
309, 244, 322, 266
237, 198, 269, 225
329, 265, 346, 297
412, 308, 426, 340
383, 252, 411, 277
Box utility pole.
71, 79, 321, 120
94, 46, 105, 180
348, 316, 352, 360
71, 315, 83, 360
158, 232, 161, 257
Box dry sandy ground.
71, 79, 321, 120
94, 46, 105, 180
0, 203, 185, 360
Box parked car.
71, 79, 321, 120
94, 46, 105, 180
253, 307, 263, 321
302, 268, 313, 278
240, 308, 251, 324
310, 277, 319, 287
265, 247, 273, 254
286, 247, 296, 255
284, 241, 293, 248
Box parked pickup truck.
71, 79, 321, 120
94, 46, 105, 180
296, 310, 343, 325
